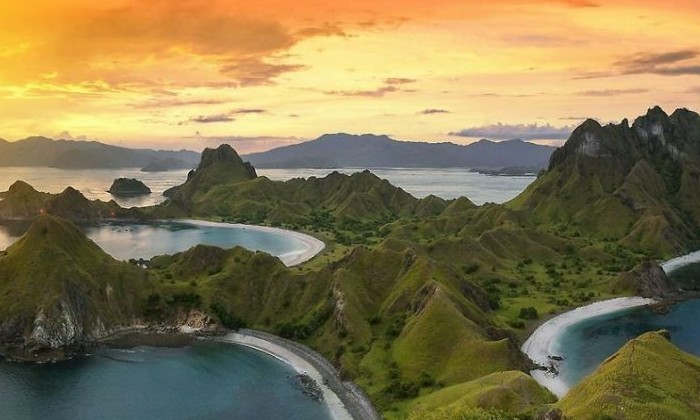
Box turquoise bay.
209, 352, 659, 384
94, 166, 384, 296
553, 298, 700, 388
0, 342, 331, 420
0, 220, 310, 264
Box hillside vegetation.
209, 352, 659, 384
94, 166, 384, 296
557, 331, 700, 419
2, 107, 700, 418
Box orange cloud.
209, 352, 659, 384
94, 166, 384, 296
0, 0, 699, 150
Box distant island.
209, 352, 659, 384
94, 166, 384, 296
4, 107, 700, 419
0, 136, 200, 170
244, 133, 555, 170
0, 134, 554, 173
108, 178, 152, 196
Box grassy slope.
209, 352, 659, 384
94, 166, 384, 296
4, 109, 700, 416
557, 331, 700, 419
408, 371, 556, 417
0, 215, 147, 356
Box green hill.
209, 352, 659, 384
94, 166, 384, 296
3, 107, 700, 417
160, 145, 444, 225
557, 331, 700, 419
0, 181, 125, 220
144, 239, 529, 415
163, 144, 257, 205
509, 107, 700, 257
0, 215, 147, 360
408, 370, 556, 418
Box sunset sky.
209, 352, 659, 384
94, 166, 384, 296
0, 0, 699, 152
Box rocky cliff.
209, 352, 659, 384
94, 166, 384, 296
163, 144, 257, 204
0, 215, 146, 360
510, 107, 700, 257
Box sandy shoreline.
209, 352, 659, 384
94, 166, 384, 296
521, 297, 655, 398
217, 330, 378, 420
661, 249, 700, 275
178, 219, 325, 267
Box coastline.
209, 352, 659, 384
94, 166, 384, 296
660, 249, 700, 275
178, 219, 326, 267
217, 329, 379, 420
521, 297, 655, 398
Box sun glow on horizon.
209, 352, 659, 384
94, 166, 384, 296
0, 0, 699, 152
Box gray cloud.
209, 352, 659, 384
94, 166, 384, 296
618, 50, 698, 70
558, 116, 591, 121
420, 109, 450, 114
652, 65, 700, 76
323, 77, 416, 97
132, 98, 227, 109
579, 49, 700, 79
450, 123, 574, 140
577, 88, 649, 96
184, 108, 267, 124
385, 78, 416, 85
190, 114, 235, 124
232, 108, 267, 114
325, 85, 399, 97
219, 58, 306, 86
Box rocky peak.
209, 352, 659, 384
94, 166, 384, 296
7, 180, 40, 196
548, 106, 700, 171
163, 144, 257, 202
198, 144, 245, 169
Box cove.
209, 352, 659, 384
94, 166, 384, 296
0, 341, 332, 420
0, 219, 324, 266
552, 298, 700, 389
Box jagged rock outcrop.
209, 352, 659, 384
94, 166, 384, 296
163, 144, 257, 203
510, 107, 700, 257
612, 261, 679, 298
108, 178, 151, 196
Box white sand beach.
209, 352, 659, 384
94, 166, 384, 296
661, 249, 700, 275
179, 219, 325, 267
521, 297, 655, 398
220, 332, 353, 420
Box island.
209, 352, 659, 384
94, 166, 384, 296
3, 106, 700, 419
108, 178, 152, 196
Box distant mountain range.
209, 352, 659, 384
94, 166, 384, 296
0, 136, 200, 170
244, 133, 556, 169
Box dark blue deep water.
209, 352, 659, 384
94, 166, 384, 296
553, 298, 700, 387
0, 342, 331, 420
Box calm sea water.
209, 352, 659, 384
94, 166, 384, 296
0, 166, 535, 206
259, 167, 535, 205
0, 165, 534, 417
0, 220, 306, 263
553, 299, 700, 388
0, 342, 331, 420
0, 167, 191, 207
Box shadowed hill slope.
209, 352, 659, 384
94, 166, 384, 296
0, 181, 132, 221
